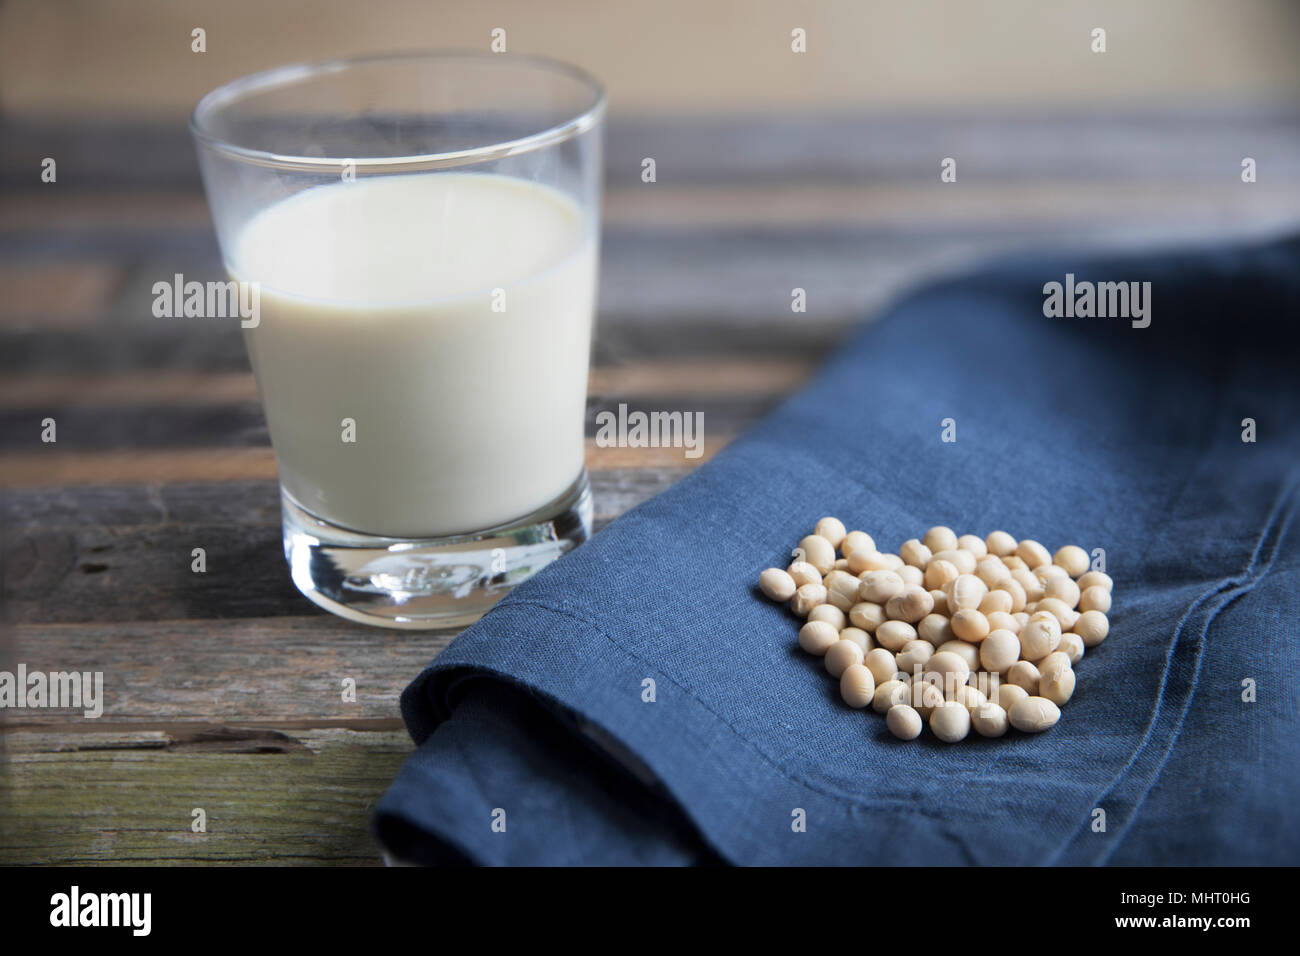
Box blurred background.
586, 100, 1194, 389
2, 1, 1299, 864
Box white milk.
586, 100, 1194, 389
231, 173, 597, 538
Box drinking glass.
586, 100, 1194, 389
191, 52, 605, 628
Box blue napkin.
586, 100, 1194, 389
375, 235, 1300, 865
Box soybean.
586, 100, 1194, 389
873, 679, 910, 714
824, 639, 865, 678
790, 583, 828, 617
815, 516, 847, 549
930, 702, 972, 743
1075, 610, 1110, 647
798, 620, 840, 656
759, 567, 797, 602
1008, 696, 1061, 733
973, 702, 1010, 737
887, 703, 924, 740
839, 663, 876, 708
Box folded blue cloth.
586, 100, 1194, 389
375, 236, 1300, 865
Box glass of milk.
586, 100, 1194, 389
191, 52, 605, 628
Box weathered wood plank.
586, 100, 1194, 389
5, 111, 1298, 190
0, 616, 447, 722
1, 469, 693, 623
0, 727, 411, 865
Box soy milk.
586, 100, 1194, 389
231, 173, 596, 537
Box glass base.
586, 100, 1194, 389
282, 472, 592, 630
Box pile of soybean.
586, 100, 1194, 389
757, 521, 1113, 743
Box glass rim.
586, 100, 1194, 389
189, 49, 607, 173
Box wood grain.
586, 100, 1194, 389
0, 728, 412, 865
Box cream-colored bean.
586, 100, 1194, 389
1034, 563, 1070, 584
1039, 663, 1076, 706
1058, 632, 1085, 665
814, 516, 847, 549
1001, 554, 1028, 572
973, 702, 1010, 737
798, 534, 837, 574
929, 589, 951, 616
798, 620, 840, 656
951, 608, 991, 643
1016, 539, 1052, 569
1076, 570, 1113, 592
1012, 611, 1031, 630
917, 613, 954, 646
932, 548, 977, 575
948, 574, 988, 611
1011, 566, 1045, 602
822, 569, 861, 612
1019, 613, 1061, 660
838, 625, 872, 653
807, 603, 847, 630
985, 530, 1018, 557
922, 526, 959, 553
930, 701, 972, 742
759, 567, 796, 602
936, 640, 980, 672
839, 663, 875, 708
1075, 610, 1110, 647
979, 629, 1021, 673
874, 619, 918, 652
848, 601, 886, 632
1001, 578, 1028, 612
910, 682, 946, 720
840, 530, 875, 557
978, 588, 1013, 616
976, 556, 1009, 588
957, 534, 987, 556
895, 639, 934, 678
926, 651, 971, 695
859, 570, 904, 605
872, 678, 909, 713
790, 583, 828, 617
833, 558, 849, 571
1079, 585, 1112, 614
1053, 544, 1090, 577
923, 558, 960, 591
825, 639, 865, 678
954, 685, 987, 710
880, 553, 906, 572
899, 538, 933, 569
847, 549, 893, 574
1044, 575, 1081, 609
1036, 597, 1080, 631
887, 703, 924, 740
886, 586, 934, 624
898, 564, 925, 588
986, 610, 1020, 635
1037, 651, 1072, 679
996, 682, 1030, 713
787, 560, 822, 588
1006, 660, 1041, 695
864, 648, 898, 686
1009, 696, 1061, 733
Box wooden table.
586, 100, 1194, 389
3, 111, 1298, 864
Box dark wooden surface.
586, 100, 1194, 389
3, 110, 1299, 864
